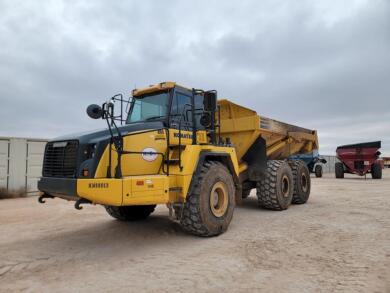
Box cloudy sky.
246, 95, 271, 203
0, 0, 389, 155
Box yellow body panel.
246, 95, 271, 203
95, 129, 167, 178
122, 175, 169, 205
167, 129, 208, 145
77, 176, 169, 206
167, 145, 239, 200
196, 131, 208, 144
77, 179, 123, 206
95, 129, 210, 178
131, 81, 193, 97
78, 136, 238, 207
132, 81, 176, 96
168, 129, 193, 145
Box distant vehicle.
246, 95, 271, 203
382, 157, 390, 168
288, 150, 327, 178
335, 141, 383, 179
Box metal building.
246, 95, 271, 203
0, 137, 47, 194
382, 157, 390, 168
320, 155, 339, 173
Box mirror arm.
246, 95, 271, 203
102, 102, 124, 178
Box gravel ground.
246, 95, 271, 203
1, 170, 389, 292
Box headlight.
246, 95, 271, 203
84, 144, 97, 159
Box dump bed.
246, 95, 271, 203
218, 100, 318, 162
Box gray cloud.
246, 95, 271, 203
0, 0, 389, 155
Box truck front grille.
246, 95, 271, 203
43, 140, 79, 177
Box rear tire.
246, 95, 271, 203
257, 160, 293, 210
289, 160, 311, 204
371, 163, 382, 179
104, 205, 156, 221
335, 162, 344, 178
180, 161, 235, 237
315, 164, 323, 178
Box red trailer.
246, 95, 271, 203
335, 141, 383, 179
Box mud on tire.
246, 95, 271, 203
257, 160, 293, 210
179, 161, 235, 237
289, 160, 311, 204
105, 205, 156, 221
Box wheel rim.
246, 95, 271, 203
301, 172, 308, 192
209, 182, 229, 217
281, 175, 290, 197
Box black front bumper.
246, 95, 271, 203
38, 177, 77, 197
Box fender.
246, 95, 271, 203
187, 151, 241, 203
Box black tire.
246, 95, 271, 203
257, 160, 294, 210
289, 160, 311, 204
315, 164, 323, 178
335, 162, 344, 178
371, 163, 382, 179
104, 205, 156, 221
180, 161, 235, 237
242, 189, 252, 199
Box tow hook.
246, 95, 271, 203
38, 193, 54, 203
75, 198, 92, 210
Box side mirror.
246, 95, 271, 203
203, 91, 217, 112
86, 104, 103, 119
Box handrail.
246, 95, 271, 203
177, 103, 192, 171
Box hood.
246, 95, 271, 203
51, 121, 165, 144
43, 121, 165, 179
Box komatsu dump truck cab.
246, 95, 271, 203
38, 82, 319, 236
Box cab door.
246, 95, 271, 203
169, 91, 194, 145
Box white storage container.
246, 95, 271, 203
0, 137, 47, 194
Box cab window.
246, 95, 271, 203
126, 92, 169, 123
194, 94, 205, 130
170, 93, 192, 129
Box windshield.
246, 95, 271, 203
126, 91, 169, 123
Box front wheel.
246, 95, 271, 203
104, 205, 156, 221
180, 161, 235, 237
315, 164, 323, 178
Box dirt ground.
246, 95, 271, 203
1, 170, 389, 293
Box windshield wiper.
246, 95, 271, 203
145, 115, 166, 121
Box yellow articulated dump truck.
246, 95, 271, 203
38, 82, 318, 236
